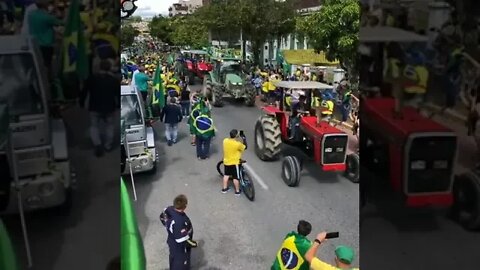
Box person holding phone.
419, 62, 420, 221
305, 232, 358, 270
221, 129, 247, 196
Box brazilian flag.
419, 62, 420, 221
62, 0, 88, 80
189, 99, 210, 135
92, 33, 119, 59
193, 114, 215, 137
151, 64, 166, 117
271, 232, 312, 270
121, 178, 146, 270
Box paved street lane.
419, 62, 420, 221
129, 86, 359, 269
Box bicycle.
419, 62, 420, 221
216, 159, 255, 201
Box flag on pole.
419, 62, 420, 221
0, 220, 18, 270
62, 0, 89, 80
121, 178, 146, 270
152, 64, 166, 110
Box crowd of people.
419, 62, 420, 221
0, 0, 120, 158
120, 44, 359, 269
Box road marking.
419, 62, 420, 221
244, 163, 269, 190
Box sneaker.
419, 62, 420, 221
234, 190, 241, 196
221, 187, 230, 194
167, 141, 173, 146
172, 140, 177, 144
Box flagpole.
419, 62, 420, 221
7, 126, 33, 267
124, 135, 138, 201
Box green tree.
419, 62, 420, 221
121, 24, 139, 48
297, 0, 360, 80
171, 16, 209, 48
149, 15, 174, 44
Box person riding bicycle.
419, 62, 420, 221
222, 129, 247, 196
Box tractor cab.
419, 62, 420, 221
120, 85, 158, 175
359, 26, 459, 208
181, 49, 213, 83
216, 58, 244, 84
255, 81, 349, 187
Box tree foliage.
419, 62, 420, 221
170, 16, 209, 48
196, 0, 298, 64
297, 0, 360, 77
121, 24, 139, 48
149, 15, 174, 44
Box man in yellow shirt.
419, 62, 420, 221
305, 232, 358, 270
222, 129, 247, 196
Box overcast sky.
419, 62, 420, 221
135, 0, 177, 18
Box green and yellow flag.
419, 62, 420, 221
0, 220, 18, 270
271, 232, 312, 270
152, 64, 166, 110
121, 178, 146, 270
62, 0, 89, 80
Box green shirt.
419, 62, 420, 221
134, 72, 151, 92
28, 9, 62, 47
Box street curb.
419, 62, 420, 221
424, 102, 468, 122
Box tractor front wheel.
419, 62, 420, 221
451, 171, 480, 230
282, 156, 301, 187
254, 115, 281, 161
212, 85, 224, 107
344, 153, 359, 183
244, 88, 256, 107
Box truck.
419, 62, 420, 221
0, 36, 75, 214
120, 85, 158, 175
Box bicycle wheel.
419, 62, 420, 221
241, 169, 255, 201
216, 161, 224, 177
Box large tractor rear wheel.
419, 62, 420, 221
282, 156, 301, 187
244, 88, 256, 107
344, 153, 359, 183
254, 115, 281, 161
212, 85, 224, 107
451, 171, 480, 230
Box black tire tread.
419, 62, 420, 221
255, 116, 282, 161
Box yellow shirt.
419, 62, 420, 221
223, 138, 246, 166
310, 258, 359, 270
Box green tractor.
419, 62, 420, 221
203, 58, 256, 107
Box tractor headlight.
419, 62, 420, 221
411, 160, 426, 170
139, 158, 148, 166
433, 160, 448, 169
38, 183, 55, 196
325, 148, 332, 153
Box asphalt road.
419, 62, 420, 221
361, 106, 480, 269
128, 85, 360, 269
2, 106, 120, 270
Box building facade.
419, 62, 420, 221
169, 0, 204, 17
262, 0, 321, 65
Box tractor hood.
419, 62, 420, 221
226, 74, 243, 85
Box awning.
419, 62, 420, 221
282, 49, 339, 66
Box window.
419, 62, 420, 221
0, 53, 43, 117
121, 95, 143, 126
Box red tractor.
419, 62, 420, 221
359, 26, 480, 229
181, 49, 213, 84
254, 81, 358, 186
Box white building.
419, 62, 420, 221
169, 0, 204, 17
262, 4, 321, 65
